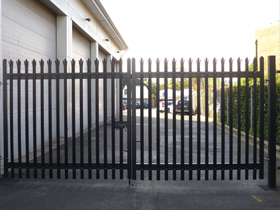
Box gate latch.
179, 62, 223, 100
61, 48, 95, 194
115, 121, 127, 131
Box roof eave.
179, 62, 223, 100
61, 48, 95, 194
81, 0, 128, 51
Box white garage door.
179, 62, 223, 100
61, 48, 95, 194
2, 0, 56, 61
72, 28, 91, 133
2, 0, 57, 161
72, 28, 91, 64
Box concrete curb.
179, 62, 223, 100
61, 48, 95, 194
215, 121, 280, 152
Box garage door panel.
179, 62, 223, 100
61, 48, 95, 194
2, 0, 56, 60
72, 28, 91, 62
3, 0, 56, 37
72, 28, 91, 134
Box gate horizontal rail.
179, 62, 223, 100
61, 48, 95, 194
4, 71, 262, 79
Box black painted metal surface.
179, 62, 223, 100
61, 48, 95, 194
2, 57, 268, 182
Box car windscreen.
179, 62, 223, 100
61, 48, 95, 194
178, 100, 188, 105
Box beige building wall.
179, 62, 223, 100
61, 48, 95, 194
255, 23, 280, 78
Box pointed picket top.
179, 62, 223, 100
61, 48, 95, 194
245, 57, 249, 65
110, 58, 115, 66
221, 57, 225, 64
102, 58, 107, 65
245, 57, 249, 72
180, 58, 185, 72
9, 59, 13, 68
94, 58, 99, 73
221, 57, 225, 72
237, 57, 241, 72
94, 58, 99, 65
148, 58, 152, 73
253, 57, 257, 72
188, 58, 193, 72
63, 58, 67, 65
139, 58, 144, 73
164, 58, 168, 72
71, 58, 76, 65
156, 58, 160, 65
213, 57, 217, 63
111, 59, 115, 73
102, 58, 107, 71
55, 58, 60, 66
212, 58, 217, 72
196, 58, 201, 72
47, 59, 52, 67
32, 59, 36, 67
24, 59, 29, 66
24, 59, 29, 74
16, 59, 21, 74
86, 58, 91, 65
229, 57, 233, 72
204, 58, 209, 73
39, 59, 43, 66
55, 59, 60, 73
79, 59, 84, 73
140, 58, 144, 65
172, 58, 176, 72
63, 59, 67, 73
229, 57, 233, 70
86, 58, 91, 73
8, 60, 13, 74
47, 59, 52, 73
259, 56, 264, 74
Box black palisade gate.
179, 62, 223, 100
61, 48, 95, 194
3, 56, 275, 184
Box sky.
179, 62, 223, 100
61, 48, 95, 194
100, 0, 279, 67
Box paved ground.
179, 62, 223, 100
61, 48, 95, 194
0, 177, 280, 210
0, 109, 280, 210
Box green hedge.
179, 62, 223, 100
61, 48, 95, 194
225, 80, 280, 144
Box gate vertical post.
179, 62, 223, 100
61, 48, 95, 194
268, 55, 276, 188
3, 59, 8, 177
127, 59, 132, 181
131, 58, 136, 180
